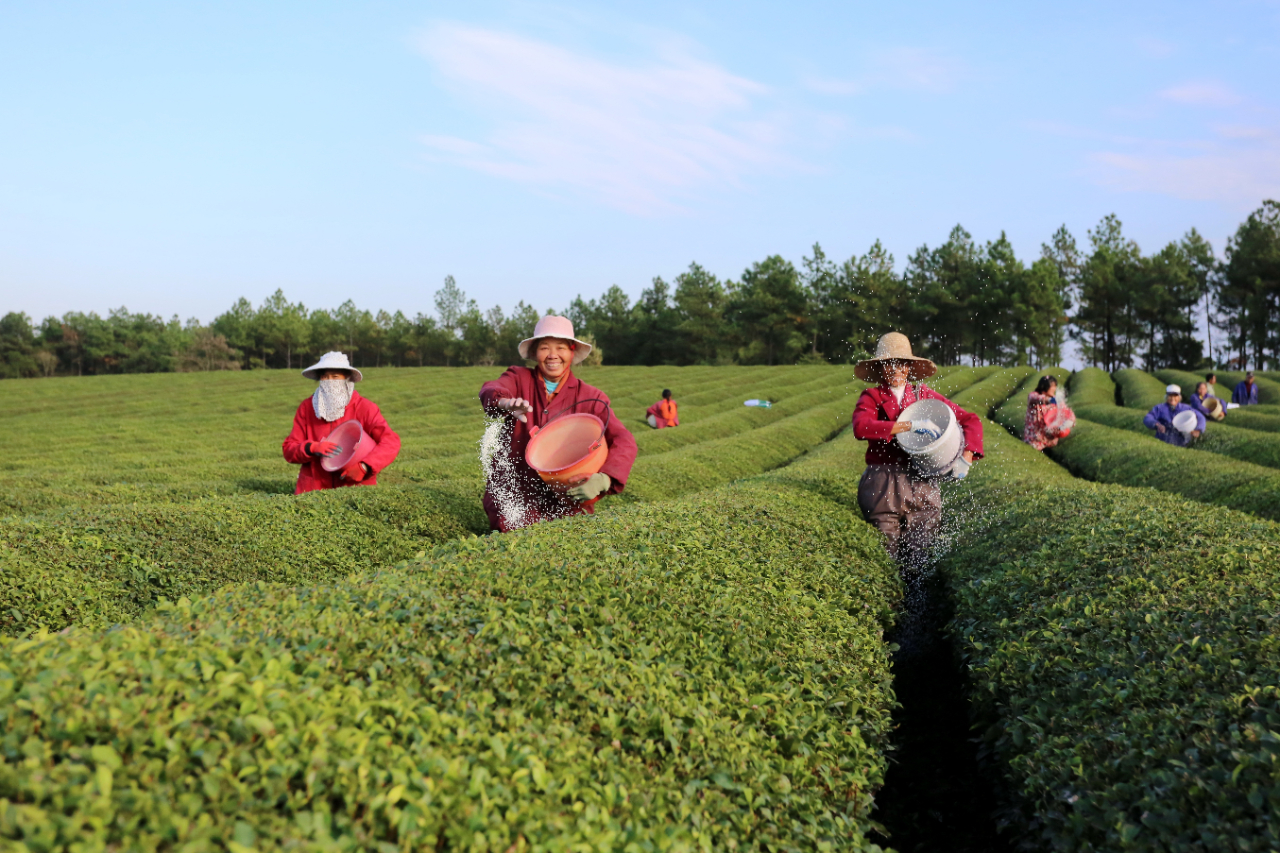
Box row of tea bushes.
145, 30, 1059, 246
1048, 370, 1280, 521
937, 419, 1280, 852
0, 475, 904, 852
0, 482, 488, 635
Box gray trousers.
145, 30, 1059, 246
857, 465, 942, 569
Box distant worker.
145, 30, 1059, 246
1206, 372, 1226, 399
479, 315, 637, 531
1023, 374, 1074, 451
646, 389, 680, 429
852, 332, 983, 571
1188, 381, 1225, 422
1144, 384, 1205, 446
282, 351, 401, 494
1233, 371, 1260, 406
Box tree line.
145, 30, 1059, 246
2, 201, 1277, 379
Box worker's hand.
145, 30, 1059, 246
890, 420, 912, 435
1156, 424, 1166, 434
962, 450, 974, 464
496, 397, 534, 423
566, 472, 610, 502
340, 461, 368, 482
308, 440, 341, 458
1192, 429, 1202, 439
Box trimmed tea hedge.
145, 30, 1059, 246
939, 420, 1280, 852
0, 476, 903, 852
0, 483, 487, 635
1114, 368, 1168, 409
1157, 370, 1280, 434
1216, 370, 1280, 405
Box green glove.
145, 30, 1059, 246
566, 472, 611, 502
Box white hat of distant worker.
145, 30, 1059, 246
301, 351, 363, 382
1166, 384, 1181, 395
518, 315, 594, 365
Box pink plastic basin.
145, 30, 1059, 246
321, 420, 373, 472
526, 413, 608, 489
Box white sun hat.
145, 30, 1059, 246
517, 315, 594, 365
301, 351, 363, 382
1165, 384, 1181, 395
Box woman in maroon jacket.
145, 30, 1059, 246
282, 351, 402, 494
851, 333, 982, 569
479, 315, 637, 532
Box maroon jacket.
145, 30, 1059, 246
479, 366, 637, 531
282, 390, 402, 494
852, 383, 983, 467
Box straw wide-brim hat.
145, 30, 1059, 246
301, 351, 363, 382
854, 332, 938, 382
518, 315, 593, 365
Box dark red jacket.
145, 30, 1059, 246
852, 383, 984, 467
479, 366, 637, 531
282, 391, 402, 494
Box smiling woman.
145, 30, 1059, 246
478, 314, 637, 531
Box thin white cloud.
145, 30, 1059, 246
416, 23, 794, 214
804, 47, 963, 97
1090, 126, 1280, 208
1159, 82, 1244, 108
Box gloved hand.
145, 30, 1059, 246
566, 472, 610, 502
496, 397, 534, 423
308, 440, 342, 458
340, 461, 368, 482
913, 426, 941, 440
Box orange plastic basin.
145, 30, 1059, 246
525, 412, 609, 492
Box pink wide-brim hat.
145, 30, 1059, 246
518, 315, 593, 365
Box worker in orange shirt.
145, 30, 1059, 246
646, 389, 679, 429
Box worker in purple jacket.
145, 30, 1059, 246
1232, 371, 1260, 406
1143, 384, 1205, 447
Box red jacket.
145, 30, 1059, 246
282, 390, 402, 494
479, 366, 638, 531
852, 384, 983, 467
646, 399, 679, 428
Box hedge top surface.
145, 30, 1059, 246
0, 472, 903, 852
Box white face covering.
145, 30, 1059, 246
313, 379, 355, 422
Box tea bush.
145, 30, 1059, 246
0, 476, 904, 852
939, 420, 1280, 852
1157, 370, 1280, 434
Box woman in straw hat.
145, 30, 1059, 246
282, 351, 402, 494
479, 315, 637, 532
851, 332, 983, 570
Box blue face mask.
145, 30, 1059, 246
545, 379, 559, 393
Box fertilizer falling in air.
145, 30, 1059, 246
479, 417, 536, 530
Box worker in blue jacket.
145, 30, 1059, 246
1232, 371, 1260, 406
1143, 384, 1205, 447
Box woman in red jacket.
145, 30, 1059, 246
852, 333, 982, 570
479, 316, 637, 531
282, 351, 402, 494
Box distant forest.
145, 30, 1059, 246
3, 201, 1278, 379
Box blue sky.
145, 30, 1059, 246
2, 0, 1278, 326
